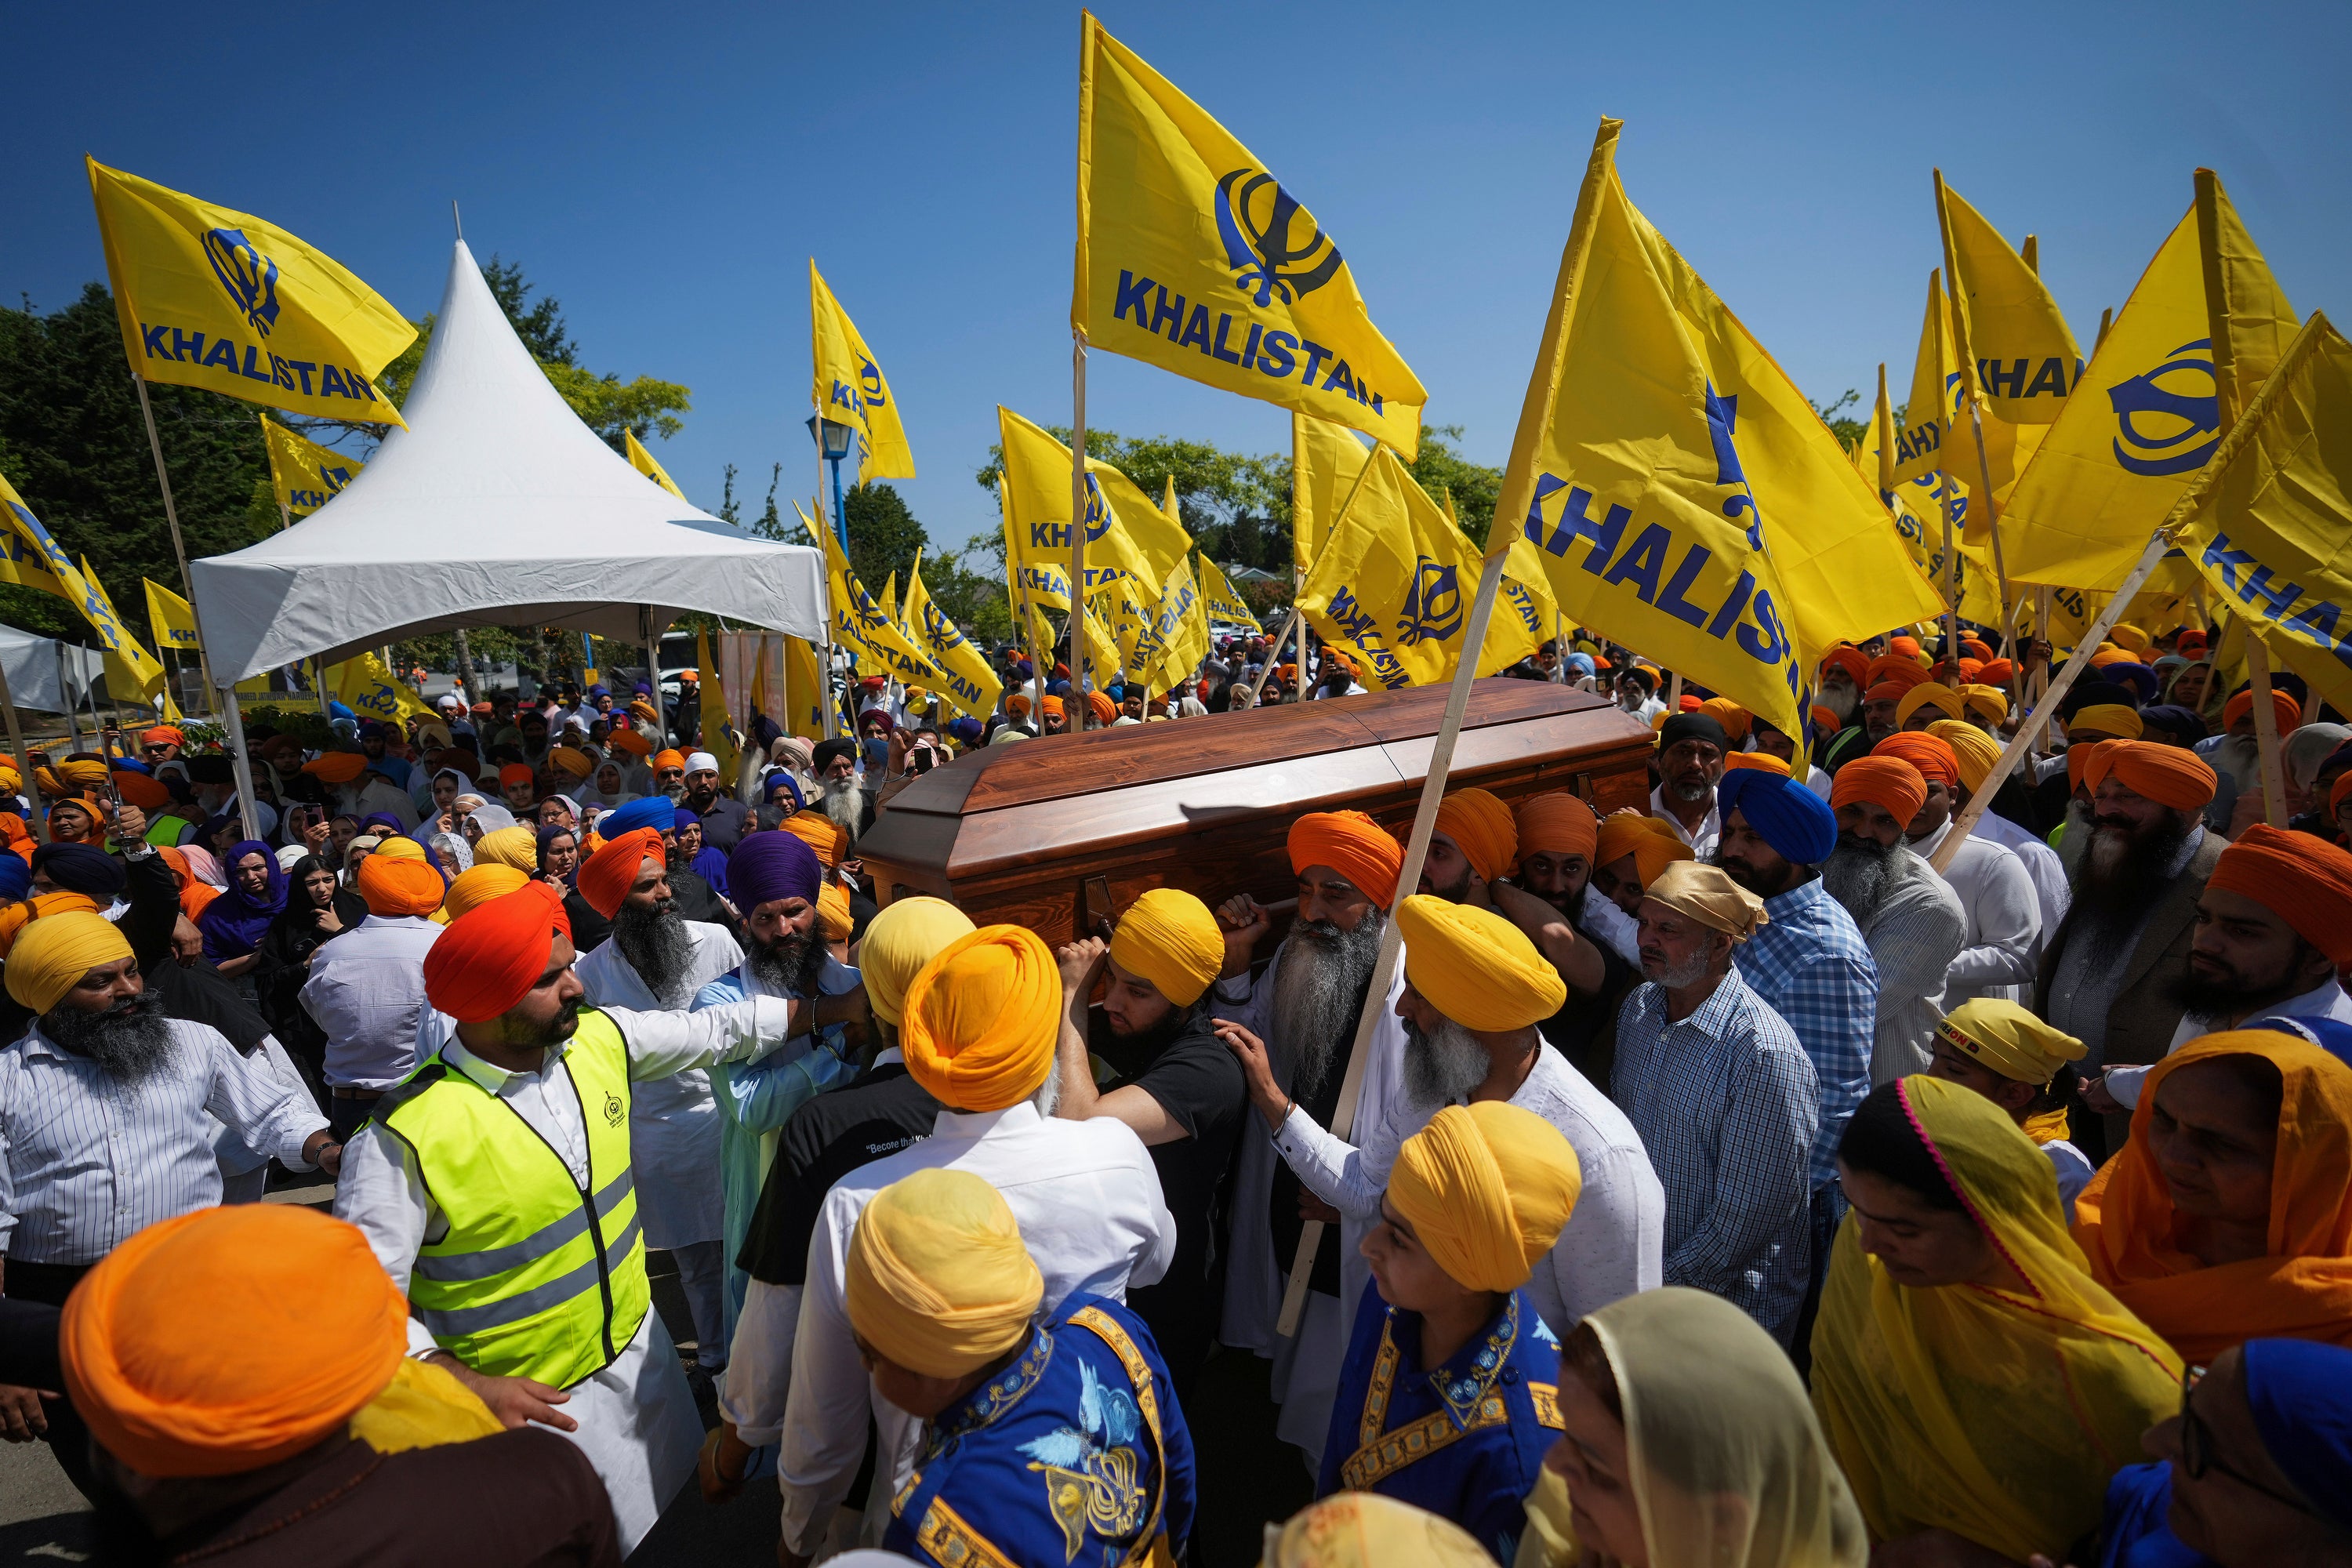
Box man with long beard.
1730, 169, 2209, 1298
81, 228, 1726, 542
1813, 645, 1872, 774
0, 912, 337, 1494
810, 737, 872, 841
2034, 682, 2147, 849
1821, 756, 1965, 1084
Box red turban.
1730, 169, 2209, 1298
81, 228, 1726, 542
1288, 811, 1403, 908
422, 882, 572, 1022
1677, 693, 1703, 712
1831, 757, 1927, 826
2223, 688, 2302, 736
1872, 731, 1958, 789
355, 855, 445, 919
2207, 824, 2352, 967
578, 826, 664, 920
498, 763, 533, 787
1514, 793, 1598, 866
1820, 646, 1869, 687
2088, 739, 2218, 810
141, 726, 185, 750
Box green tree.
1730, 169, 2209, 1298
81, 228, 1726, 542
1403, 424, 1504, 549
1813, 389, 1867, 452
841, 482, 927, 591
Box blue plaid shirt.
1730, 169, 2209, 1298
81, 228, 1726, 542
1613, 969, 1817, 1346
1731, 877, 1879, 1192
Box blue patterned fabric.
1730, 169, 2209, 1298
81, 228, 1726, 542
1731, 876, 1879, 1189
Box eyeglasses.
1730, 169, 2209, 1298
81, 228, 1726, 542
2179, 1367, 2312, 1512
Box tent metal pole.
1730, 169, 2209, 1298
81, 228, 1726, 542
60, 644, 81, 753
0, 643, 42, 844
219, 683, 262, 844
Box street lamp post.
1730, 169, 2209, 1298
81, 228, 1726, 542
806, 415, 855, 550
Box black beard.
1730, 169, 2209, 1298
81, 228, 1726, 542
1270, 911, 1385, 1102
1425, 862, 1475, 903
1107, 999, 1194, 1060
495, 996, 583, 1052
1821, 835, 1901, 925
612, 898, 696, 1007
2162, 949, 2314, 1026
2071, 812, 2195, 959
1538, 880, 1588, 924
747, 924, 829, 996
45, 992, 174, 1081
1403, 1014, 1490, 1105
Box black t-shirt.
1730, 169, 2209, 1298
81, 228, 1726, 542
564, 888, 612, 954
738, 1061, 940, 1286
1089, 1008, 1247, 1301
1537, 908, 1637, 1091
694, 795, 753, 852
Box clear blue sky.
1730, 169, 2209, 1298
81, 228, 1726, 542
8, 2, 2346, 561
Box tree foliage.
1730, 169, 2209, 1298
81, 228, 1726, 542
1812, 389, 1868, 453
841, 482, 928, 592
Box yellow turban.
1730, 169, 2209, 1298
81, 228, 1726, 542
859, 897, 976, 1027
1642, 860, 1768, 942
845, 1169, 1042, 1378
1261, 1494, 1495, 1567
443, 862, 531, 921
0, 891, 100, 959
472, 826, 539, 872
2110, 622, 2152, 653
780, 810, 848, 869
901, 926, 1062, 1111
1109, 887, 1224, 1007
5, 908, 132, 1014
1936, 997, 2086, 1087
372, 835, 428, 863
1388, 1103, 1581, 1293
1395, 895, 1565, 1033
1432, 789, 1517, 883
548, 746, 593, 779
1958, 683, 2009, 724
817, 880, 854, 942
2069, 703, 2145, 741
1926, 720, 2002, 796
1894, 681, 1964, 728
58, 757, 109, 789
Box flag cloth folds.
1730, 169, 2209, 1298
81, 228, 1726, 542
996, 406, 1191, 608
1073, 12, 1424, 456
809, 261, 914, 481
1292, 412, 1375, 575
0, 467, 128, 653
904, 553, 1004, 720
782, 635, 827, 742
1893, 270, 2042, 540
1145, 555, 1211, 692
143, 578, 201, 653
2002, 173, 2297, 592
802, 504, 937, 686
261, 417, 365, 518
624, 430, 686, 499
88, 158, 415, 425
1199, 554, 1260, 631
1497, 119, 1940, 739
78, 559, 167, 705
1936, 178, 2083, 426
327, 650, 433, 724
693, 630, 739, 779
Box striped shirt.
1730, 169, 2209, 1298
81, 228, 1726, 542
0, 1018, 326, 1264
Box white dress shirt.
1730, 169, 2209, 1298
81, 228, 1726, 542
766, 1100, 1175, 1557
1650, 783, 1722, 862
1915, 818, 2041, 1005
300, 913, 444, 1090
1973, 808, 2071, 949
2103, 977, 2352, 1110
2, 1018, 325, 1264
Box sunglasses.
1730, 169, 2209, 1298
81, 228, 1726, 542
2179, 1366, 2311, 1512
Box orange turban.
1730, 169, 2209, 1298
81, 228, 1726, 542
1977, 658, 2016, 686
2206, 824, 2352, 967
1677, 694, 1702, 712
444, 862, 532, 921
779, 810, 848, 868
497, 763, 533, 788
1085, 690, 1117, 726
1006, 694, 1032, 717
1889, 635, 1923, 659
1872, 731, 1958, 789
2067, 738, 2118, 793
1040, 695, 1066, 719
1513, 793, 1597, 866
1831, 756, 1926, 825
1866, 655, 1930, 691
2333, 769, 2352, 819
578, 826, 664, 920
1893, 681, 1964, 728
608, 728, 653, 758
355, 855, 445, 918
1287, 810, 1403, 907
107, 770, 169, 810
423, 881, 572, 1022
1820, 646, 1869, 687
302, 753, 367, 786
0, 891, 101, 960
1724, 751, 1791, 778
549, 746, 593, 779
1593, 814, 1693, 886
900, 925, 1062, 1111
2223, 688, 2303, 736
652, 749, 686, 772
2087, 739, 2217, 810
1811, 704, 1840, 732
60, 1206, 406, 1479
142, 726, 185, 750
1432, 788, 1517, 883
1698, 698, 1751, 743
817, 880, 853, 942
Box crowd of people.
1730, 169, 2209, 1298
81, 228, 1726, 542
2, 615, 2350, 1568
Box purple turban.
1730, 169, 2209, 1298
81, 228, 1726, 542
728, 831, 822, 911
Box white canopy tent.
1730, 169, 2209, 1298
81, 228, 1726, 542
0, 624, 107, 715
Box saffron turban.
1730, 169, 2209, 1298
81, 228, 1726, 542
1810, 705, 1840, 732
1513, 793, 1598, 866
779, 810, 848, 868
443, 862, 531, 921
845, 1169, 1043, 1379
901, 925, 1062, 1110
1086, 690, 1118, 727
56, 758, 108, 790
1832, 756, 1927, 826
860, 897, 976, 1027
1937, 997, 2085, 1087
816, 881, 853, 942
60, 1205, 406, 1479
1395, 894, 1566, 1033
302, 753, 367, 786
2089, 648, 2132, 668
1894, 682, 1964, 728
1389, 1102, 1581, 1293
111, 770, 171, 810
651, 749, 687, 773
355, 855, 446, 919
1715, 766, 1837, 866
1432, 788, 1517, 883
1873, 731, 1959, 789
1288, 811, 1403, 907
598, 795, 675, 839
1864, 681, 1911, 705
2088, 739, 2217, 810
423, 881, 571, 1022
1677, 694, 1703, 712
472, 825, 540, 872
1976, 659, 2016, 686
548, 746, 593, 779
2066, 739, 2118, 793
1109, 887, 1224, 1006
2223, 687, 2303, 736
4, 908, 131, 1014
1698, 698, 1751, 743
1961, 637, 1993, 661
608, 727, 653, 758
1594, 814, 1693, 886
577, 826, 663, 920
729, 831, 822, 911
1005, 693, 1032, 718
2068, 703, 2146, 741
1866, 655, 1931, 691
1889, 635, 1924, 659
1958, 684, 2009, 724
1820, 646, 1870, 687
1927, 720, 2002, 795
1723, 752, 1790, 777
0, 891, 100, 960
142, 726, 185, 750
2110, 622, 2152, 653
496, 764, 533, 789
1642, 860, 1768, 941
2208, 824, 2352, 967
1040, 696, 1065, 720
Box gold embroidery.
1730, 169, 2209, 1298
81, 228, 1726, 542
1066, 1307, 1171, 1568
1530, 1382, 1563, 1429
1338, 1395, 1510, 1490
914, 1494, 1022, 1568
1359, 1316, 1401, 1449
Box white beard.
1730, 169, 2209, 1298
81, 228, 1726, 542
822, 776, 862, 842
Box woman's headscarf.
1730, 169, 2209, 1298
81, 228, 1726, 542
2284, 722, 2352, 795
1811, 1076, 2180, 1561
178, 841, 225, 891
197, 839, 290, 958
427, 832, 474, 877
2161, 658, 2222, 722
535, 822, 579, 885
574, 758, 639, 810
158, 847, 221, 923
461, 802, 517, 841
2074, 1030, 2352, 1362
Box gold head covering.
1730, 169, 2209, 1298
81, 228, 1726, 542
1394, 894, 1565, 1032
845, 1169, 1042, 1378
5, 909, 132, 1014
1936, 998, 2085, 1087
471, 825, 539, 871
1388, 1103, 1581, 1293
900, 925, 1062, 1111
1641, 860, 1767, 941
1812, 1076, 2181, 1561
1108, 887, 1225, 1006
1926, 720, 2002, 795
1260, 1494, 1491, 1566
859, 896, 975, 1027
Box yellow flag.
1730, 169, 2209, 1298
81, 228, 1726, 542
78, 559, 167, 702
1089, 568, 1157, 673
87, 158, 415, 425
903, 554, 1004, 720
1497, 120, 1940, 739
143, 578, 201, 653
0, 467, 128, 653
1936, 177, 2083, 425
1073, 12, 1424, 456
802, 504, 938, 684
327, 649, 433, 724
1291, 412, 1374, 575
1145, 555, 1211, 691
809, 261, 914, 481
2004, 172, 2297, 592
260, 416, 365, 518
879, 572, 898, 624
1892, 269, 2042, 530
693, 630, 739, 779
624, 430, 686, 499
996, 406, 1191, 607
782, 636, 828, 742
1199, 554, 1260, 631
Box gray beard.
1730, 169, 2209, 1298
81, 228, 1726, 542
747, 925, 829, 996
1403, 1014, 1489, 1105
45, 992, 176, 1082
1270, 910, 1385, 1103
613, 899, 697, 1007
1668, 775, 1712, 804
1822, 837, 1903, 926
822, 777, 862, 842
1820, 683, 1858, 723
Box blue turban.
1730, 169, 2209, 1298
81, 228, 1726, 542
2105, 662, 2160, 703
2243, 1338, 2352, 1531
31, 841, 127, 900
673, 806, 702, 835
587, 684, 610, 699
762, 771, 806, 811
361, 812, 404, 833
1566, 652, 1595, 679
601, 795, 677, 839
728, 830, 821, 911
111, 757, 154, 777
0, 855, 30, 902
947, 716, 983, 744
328, 701, 356, 721
1715, 766, 1838, 866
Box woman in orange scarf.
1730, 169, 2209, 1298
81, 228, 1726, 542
2074, 1029, 2352, 1363
158, 846, 221, 923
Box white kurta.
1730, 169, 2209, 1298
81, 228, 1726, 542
1915, 818, 2041, 1005
1973, 808, 2071, 953
573, 920, 742, 1248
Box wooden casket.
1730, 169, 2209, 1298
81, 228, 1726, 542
856, 680, 1657, 944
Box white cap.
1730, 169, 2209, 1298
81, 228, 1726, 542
684, 750, 720, 775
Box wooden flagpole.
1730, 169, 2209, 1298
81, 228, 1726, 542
1070, 334, 1092, 729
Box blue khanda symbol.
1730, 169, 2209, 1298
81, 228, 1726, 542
858, 356, 886, 408
1215, 169, 1343, 308
2109, 340, 2220, 477
200, 227, 281, 337
1080, 474, 1115, 543
1396, 557, 1463, 647
1704, 383, 1766, 549
318, 464, 354, 496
